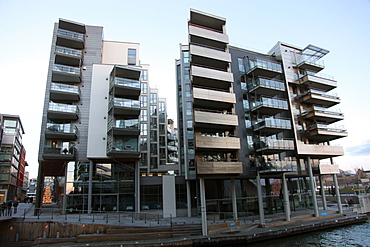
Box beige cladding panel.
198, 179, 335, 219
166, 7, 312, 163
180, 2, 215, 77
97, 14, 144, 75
194, 111, 238, 126
192, 65, 234, 82
190, 44, 231, 62
319, 164, 340, 174
188, 25, 229, 43
102, 41, 140, 66
195, 136, 240, 149
297, 143, 344, 156
197, 161, 243, 174
193, 87, 235, 103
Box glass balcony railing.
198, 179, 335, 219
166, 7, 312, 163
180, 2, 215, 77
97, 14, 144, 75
113, 119, 139, 129
167, 145, 178, 152
48, 102, 79, 114
251, 97, 288, 110
253, 118, 291, 129
51, 83, 80, 94
46, 123, 78, 135
114, 77, 140, 89
297, 55, 325, 67
295, 71, 335, 81
243, 100, 249, 110
57, 29, 84, 41
53, 64, 80, 75
302, 89, 340, 100
55, 46, 82, 57
307, 106, 343, 116
241, 83, 248, 91
248, 59, 282, 73
248, 77, 285, 91
255, 138, 294, 150
258, 159, 297, 171
113, 98, 140, 109
307, 123, 347, 133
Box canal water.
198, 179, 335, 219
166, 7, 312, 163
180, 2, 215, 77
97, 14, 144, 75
247, 221, 370, 247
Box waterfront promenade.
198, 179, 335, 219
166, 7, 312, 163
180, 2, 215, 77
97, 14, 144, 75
0, 202, 368, 246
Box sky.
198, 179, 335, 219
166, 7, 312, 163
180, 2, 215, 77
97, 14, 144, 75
0, 0, 369, 178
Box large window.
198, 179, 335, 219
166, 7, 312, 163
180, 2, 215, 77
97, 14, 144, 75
141, 82, 148, 94
140, 123, 147, 135
150, 93, 157, 104
140, 137, 148, 151
238, 58, 245, 73
140, 109, 147, 121
141, 70, 148, 81
183, 51, 190, 63
128, 49, 136, 65
150, 130, 157, 142
159, 113, 165, 123
150, 105, 157, 116
150, 117, 157, 128
140, 96, 147, 107
114, 137, 138, 151
159, 102, 165, 112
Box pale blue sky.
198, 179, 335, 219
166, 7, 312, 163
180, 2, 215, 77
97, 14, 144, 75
0, 0, 369, 178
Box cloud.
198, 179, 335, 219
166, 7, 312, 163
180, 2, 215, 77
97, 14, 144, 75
345, 139, 370, 156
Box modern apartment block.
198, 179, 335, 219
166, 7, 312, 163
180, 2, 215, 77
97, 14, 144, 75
36, 19, 179, 215
0, 114, 28, 203
176, 9, 346, 227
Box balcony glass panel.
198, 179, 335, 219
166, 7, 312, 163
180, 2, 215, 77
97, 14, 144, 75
46, 123, 78, 134
254, 118, 291, 129
58, 29, 84, 40
43, 142, 75, 155
114, 119, 139, 129
251, 97, 288, 110
248, 77, 285, 91
304, 106, 343, 117
295, 71, 335, 81
255, 138, 294, 150
53, 64, 80, 75
48, 102, 79, 114
303, 89, 339, 99
167, 146, 178, 152
258, 159, 297, 171
114, 77, 140, 89
297, 55, 324, 67
55, 46, 82, 57
113, 137, 139, 151
307, 124, 347, 133
248, 59, 282, 73
51, 83, 80, 94
113, 98, 140, 109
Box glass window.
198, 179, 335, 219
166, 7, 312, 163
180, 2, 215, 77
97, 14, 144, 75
140, 109, 147, 121
114, 137, 138, 151
150, 93, 157, 104
160, 148, 166, 159
128, 49, 136, 65
141, 70, 148, 81
150, 157, 158, 169
139, 153, 147, 166
150, 105, 157, 116
140, 95, 147, 107
183, 51, 190, 63
159, 102, 165, 112
159, 136, 165, 146
159, 124, 165, 135
150, 117, 157, 129
141, 82, 148, 94
150, 144, 157, 155
150, 130, 157, 142
185, 84, 191, 97
159, 113, 165, 123
4, 120, 17, 127
140, 137, 148, 151
187, 120, 193, 129
140, 123, 147, 135
238, 58, 245, 73
184, 68, 190, 80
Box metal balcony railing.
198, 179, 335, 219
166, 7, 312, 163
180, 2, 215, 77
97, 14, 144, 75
48, 102, 79, 114
55, 46, 82, 57
57, 29, 84, 40
247, 59, 282, 73
51, 83, 80, 94
248, 77, 285, 91
53, 64, 80, 75
113, 77, 140, 89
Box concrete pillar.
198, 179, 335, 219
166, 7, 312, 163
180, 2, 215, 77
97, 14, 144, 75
256, 173, 265, 227
231, 178, 238, 221
162, 175, 176, 218
333, 174, 343, 214
88, 161, 93, 215
319, 175, 327, 210
62, 162, 68, 215
307, 158, 319, 217
282, 173, 290, 221
186, 180, 192, 217
134, 161, 140, 213
34, 166, 44, 215
199, 177, 207, 235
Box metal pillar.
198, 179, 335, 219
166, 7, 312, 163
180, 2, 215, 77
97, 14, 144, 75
34, 166, 44, 216
319, 175, 327, 210
87, 161, 93, 215
333, 174, 343, 214
199, 177, 207, 235
307, 158, 319, 217
186, 180, 192, 217
256, 173, 265, 227
231, 178, 238, 221
282, 173, 290, 221
134, 161, 140, 213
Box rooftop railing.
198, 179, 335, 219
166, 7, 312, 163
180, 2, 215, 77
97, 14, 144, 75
57, 29, 84, 41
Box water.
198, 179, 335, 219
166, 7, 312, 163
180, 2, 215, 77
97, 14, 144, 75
247, 221, 370, 247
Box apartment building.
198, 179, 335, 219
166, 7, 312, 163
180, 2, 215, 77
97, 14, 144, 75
176, 9, 345, 227
0, 114, 28, 203
36, 19, 179, 215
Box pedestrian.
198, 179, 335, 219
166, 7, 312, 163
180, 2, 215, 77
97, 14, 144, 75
7, 200, 12, 216
13, 200, 19, 215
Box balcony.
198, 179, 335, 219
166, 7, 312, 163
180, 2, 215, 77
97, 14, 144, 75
194, 110, 238, 129
52, 64, 81, 83
189, 24, 228, 51
255, 138, 295, 154
296, 72, 337, 92
246, 59, 282, 78
55, 46, 82, 67
191, 65, 233, 90
193, 87, 235, 109
111, 77, 141, 98
247, 77, 286, 96
47, 102, 79, 120
250, 97, 289, 115
299, 89, 340, 107
109, 98, 140, 116
253, 118, 291, 135
50, 83, 80, 102
108, 119, 139, 136
42, 145, 76, 161
195, 135, 240, 150
45, 123, 78, 140
167, 134, 176, 141
301, 106, 344, 124
196, 160, 242, 174
56, 29, 84, 49
106, 137, 140, 159
305, 124, 348, 142
296, 56, 325, 72
297, 143, 344, 159
258, 159, 298, 174
190, 44, 230, 71
167, 145, 178, 152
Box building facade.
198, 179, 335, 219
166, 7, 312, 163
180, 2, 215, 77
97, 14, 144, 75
176, 9, 345, 228
36, 19, 179, 215
0, 114, 28, 203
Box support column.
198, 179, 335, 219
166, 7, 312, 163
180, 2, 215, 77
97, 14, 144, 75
88, 161, 93, 215
333, 174, 343, 214
34, 165, 44, 216
186, 180, 192, 217
256, 173, 265, 227
134, 161, 140, 213
319, 175, 327, 210
231, 178, 238, 221
199, 177, 207, 236
307, 158, 319, 217
282, 173, 290, 221
62, 162, 68, 215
